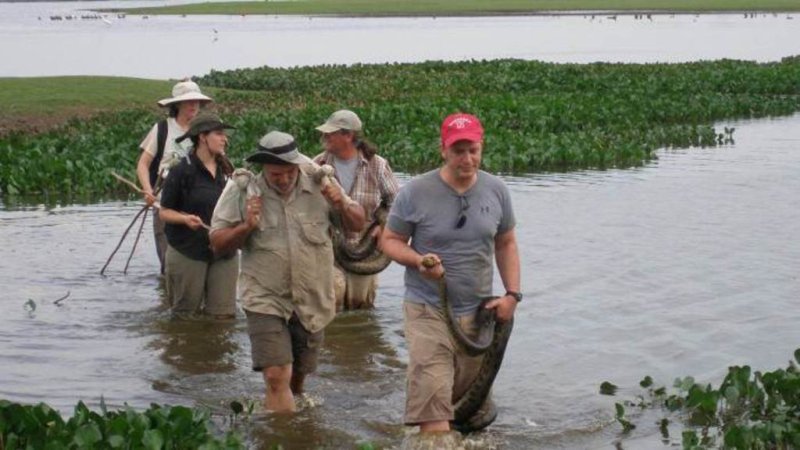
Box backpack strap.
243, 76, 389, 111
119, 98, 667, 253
179, 155, 197, 202
148, 118, 169, 188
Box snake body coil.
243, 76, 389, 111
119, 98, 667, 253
421, 256, 514, 433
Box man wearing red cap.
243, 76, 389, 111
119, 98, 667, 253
381, 113, 521, 434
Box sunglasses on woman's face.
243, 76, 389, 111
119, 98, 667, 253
455, 195, 469, 229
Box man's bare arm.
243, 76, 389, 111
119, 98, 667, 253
380, 227, 443, 279
209, 197, 261, 256
485, 227, 521, 322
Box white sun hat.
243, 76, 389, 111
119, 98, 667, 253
157, 80, 212, 106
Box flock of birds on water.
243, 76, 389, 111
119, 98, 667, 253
42, 11, 796, 23
585, 12, 793, 21
37, 9, 795, 42
46, 13, 126, 22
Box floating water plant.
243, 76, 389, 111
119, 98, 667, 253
0, 400, 243, 449
601, 348, 800, 449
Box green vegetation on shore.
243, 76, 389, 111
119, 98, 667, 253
2, 57, 800, 198
118, 0, 800, 16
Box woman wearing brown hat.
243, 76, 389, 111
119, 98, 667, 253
158, 111, 237, 319
135, 80, 212, 274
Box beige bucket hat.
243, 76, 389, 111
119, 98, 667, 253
157, 80, 212, 106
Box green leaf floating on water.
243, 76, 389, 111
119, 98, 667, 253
600, 381, 618, 395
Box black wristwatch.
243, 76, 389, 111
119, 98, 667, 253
506, 291, 523, 303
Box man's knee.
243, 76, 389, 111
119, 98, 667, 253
263, 365, 292, 391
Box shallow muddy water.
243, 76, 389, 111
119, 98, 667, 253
2, 113, 799, 448
1, 2, 799, 78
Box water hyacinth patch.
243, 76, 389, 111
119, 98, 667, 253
601, 348, 800, 449
0, 399, 243, 449
3, 58, 800, 197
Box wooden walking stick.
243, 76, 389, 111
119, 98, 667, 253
123, 205, 149, 274
100, 204, 150, 276
101, 171, 157, 275
111, 171, 145, 194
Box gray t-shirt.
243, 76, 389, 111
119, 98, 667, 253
387, 169, 515, 316
333, 155, 359, 194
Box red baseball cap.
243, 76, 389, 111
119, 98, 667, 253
440, 113, 484, 148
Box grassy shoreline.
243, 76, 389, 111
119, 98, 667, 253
0, 77, 226, 136
114, 0, 800, 16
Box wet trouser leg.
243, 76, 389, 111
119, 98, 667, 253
334, 266, 378, 310
152, 209, 167, 275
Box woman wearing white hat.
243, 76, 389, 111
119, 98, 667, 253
135, 79, 212, 274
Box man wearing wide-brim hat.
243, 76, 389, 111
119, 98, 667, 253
210, 130, 366, 413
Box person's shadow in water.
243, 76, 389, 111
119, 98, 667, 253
148, 317, 243, 375
319, 309, 403, 382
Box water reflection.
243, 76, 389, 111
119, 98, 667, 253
320, 310, 403, 381
248, 411, 367, 450
148, 318, 241, 375
309, 310, 408, 446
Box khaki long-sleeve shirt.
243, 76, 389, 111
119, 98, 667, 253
211, 166, 335, 333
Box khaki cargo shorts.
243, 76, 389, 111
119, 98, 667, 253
403, 302, 484, 425
245, 311, 323, 375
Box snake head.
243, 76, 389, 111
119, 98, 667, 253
233, 168, 254, 189
309, 164, 335, 184
373, 204, 390, 225
233, 168, 261, 198
421, 255, 439, 268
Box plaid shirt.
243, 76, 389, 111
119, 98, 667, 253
313, 150, 399, 240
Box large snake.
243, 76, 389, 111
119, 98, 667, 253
231, 165, 391, 276
421, 256, 514, 433
310, 164, 392, 276
330, 204, 391, 275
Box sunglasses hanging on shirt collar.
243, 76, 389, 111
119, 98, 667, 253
455, 195, 470, 229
